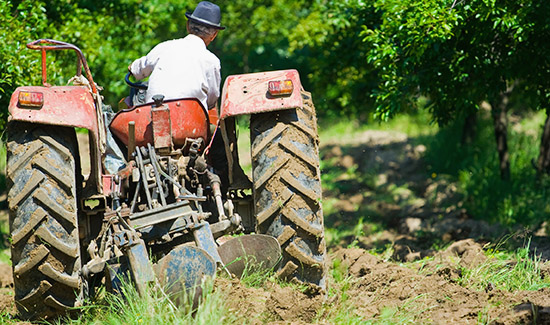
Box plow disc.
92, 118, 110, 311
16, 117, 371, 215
218, 234, 281, 278
154, 245, 216, 298
153, 234, 280, 300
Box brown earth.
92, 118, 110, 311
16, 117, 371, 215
214, 129, 550, 324
1, 129, 549, 324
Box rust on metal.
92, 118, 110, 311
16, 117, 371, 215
219, 69, 304, 119
151, 104, 173, 150
102, 175, 114, 197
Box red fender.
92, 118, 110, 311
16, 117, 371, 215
219, 69, 304, 119
9, 86, 98, 132
9, 85, 105, 196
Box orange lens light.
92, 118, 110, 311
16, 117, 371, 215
18, 91, 44, 108
268, 79, 293, 96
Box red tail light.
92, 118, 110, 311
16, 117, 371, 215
268, 79, 293, 96
18, 91, 44, 108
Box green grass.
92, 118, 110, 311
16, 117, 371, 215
367, 293, 437, 325
319, 109, 437, 144
0, 107, 548, 323
314, 258, 366, 324
457, 239, 550, 292
55, 277, 235, 325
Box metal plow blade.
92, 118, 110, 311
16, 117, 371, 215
217, 234, 281, 278
154, 245, 216, 302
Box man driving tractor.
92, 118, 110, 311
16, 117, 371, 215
128, 1, 225, 109
6, 2, 326, 319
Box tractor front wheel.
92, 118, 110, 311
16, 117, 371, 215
250, 91, 327, 291
7, 123, 82, 319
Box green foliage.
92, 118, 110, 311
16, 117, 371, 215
0, 1, 49, 129
2, 0, 550, 128
0, 218, 9, 266
363, 0, 550, 123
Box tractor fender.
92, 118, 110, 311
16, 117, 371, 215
9, 85, 104, 195
9, 86, 99, 131
219, 69, 304, 119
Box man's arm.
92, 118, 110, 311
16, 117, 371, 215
129, 43, 163, 80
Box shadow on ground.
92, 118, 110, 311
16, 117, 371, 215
320, 129, 543, 261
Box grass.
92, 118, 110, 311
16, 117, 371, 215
314, 258, 365, 323
368, 293, 437, 325
457, 238, 550, 292
53, 277, 235, 325
318, 108, 437, 144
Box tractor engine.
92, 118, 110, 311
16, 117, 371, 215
109, 137, 239, 235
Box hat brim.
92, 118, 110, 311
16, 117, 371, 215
185, 12, 226, 30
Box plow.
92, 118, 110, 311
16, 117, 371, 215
6, 39, 327, 319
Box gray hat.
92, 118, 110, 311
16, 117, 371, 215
185, 1, 225, 30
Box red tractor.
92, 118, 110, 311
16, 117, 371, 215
6, 39, 326, 319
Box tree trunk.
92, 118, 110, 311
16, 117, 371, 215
491, 92, 510, 180
536, 107, 550, 174
461, 112, 477, 145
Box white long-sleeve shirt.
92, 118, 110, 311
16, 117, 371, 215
130, 34, 221, 109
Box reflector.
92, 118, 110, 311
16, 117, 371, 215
18, 91, 44, 108
268, 79, 293, 96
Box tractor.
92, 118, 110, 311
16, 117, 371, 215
6, 39, 326, 319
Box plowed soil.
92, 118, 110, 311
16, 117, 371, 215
1, 129, 549, 324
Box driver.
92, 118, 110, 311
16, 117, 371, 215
128, 1, 225, 110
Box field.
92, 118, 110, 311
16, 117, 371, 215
0, 110, 549, 324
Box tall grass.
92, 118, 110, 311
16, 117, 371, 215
60, 277, 235, 325
458, 239, 550, 292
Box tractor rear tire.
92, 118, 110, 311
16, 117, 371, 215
250, 91, 327, 291
7, 123, 82, 319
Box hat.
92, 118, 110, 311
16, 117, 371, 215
185, 1, 225, 30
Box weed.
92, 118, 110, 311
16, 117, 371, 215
458, 239, 550, 292
56, 276, 233, 324
238, 259, 278, 288
477, 304, 496, 324
367, 293, 437, 324
315, 258, 365, 324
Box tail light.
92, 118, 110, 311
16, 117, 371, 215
18, 91, 44, 108
268, 79, 293, 96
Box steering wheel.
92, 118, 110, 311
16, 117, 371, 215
125, 71, 148, 90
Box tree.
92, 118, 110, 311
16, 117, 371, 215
362, 0, 548, 180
